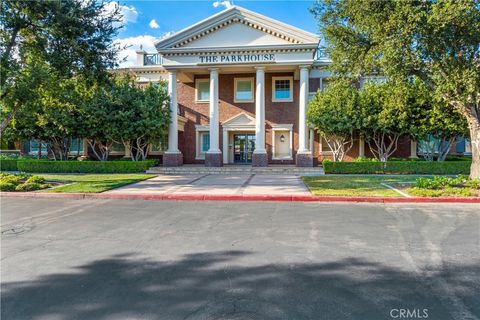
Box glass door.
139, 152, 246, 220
234, 134, 255, 164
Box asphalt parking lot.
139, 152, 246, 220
1, 198, 479, 320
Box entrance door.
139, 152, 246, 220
233, 134, 256, 164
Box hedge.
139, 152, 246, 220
16, 160, 157, 173
322, 160, 471, 175
0, 159, 18, 171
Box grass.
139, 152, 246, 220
302, 175, 422, 197
39, 174, 155, 193
406, 187, 478, 197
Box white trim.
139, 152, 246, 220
195, 125, 210, 160
155, 6, 320, 50
319, 134, 333, 155
272, 76, 293, 102
271, 124, 293, 160
234, 77, 254, 103
195, 78, 210, 103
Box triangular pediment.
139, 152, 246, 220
222, 112, 255, 127
182, 22, 292, 48
155, 6, 319, 51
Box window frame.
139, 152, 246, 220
195, 78, 210, 103
195, 125, 210, 160
149, 135, 169, 155
272, 76, 293, 102
234, 77, 254, 103
319, 135, 333, 154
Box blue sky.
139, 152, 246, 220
112, 0, 320, 67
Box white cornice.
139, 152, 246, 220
155, 6, 320, 50
160, 44, 318, 56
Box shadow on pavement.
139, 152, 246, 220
2, 250, 478, 319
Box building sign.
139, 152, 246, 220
199, 53, 275, 64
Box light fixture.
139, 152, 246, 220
280, 134, 285, 143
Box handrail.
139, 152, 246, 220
144, 53, 162, 65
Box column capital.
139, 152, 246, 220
167, 69, 177, 74
208, 67, 219, 72
255, 66, 266, 71
299, 65, 310, 71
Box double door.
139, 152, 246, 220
233, 134, 255, 164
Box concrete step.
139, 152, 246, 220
146, 166, 325, 175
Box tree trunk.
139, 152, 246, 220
468, 118, 480, 179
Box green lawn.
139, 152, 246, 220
40, 174, 155, 193
302, 175, 422, 197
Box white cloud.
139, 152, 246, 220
103, 2, 138, 27
213, 1, 233, 9
149, 19, 160, 29
114, 31, 176, 68
115, 35, 157, 68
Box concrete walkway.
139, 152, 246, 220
106, 174, 311, 196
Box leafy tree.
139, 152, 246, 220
0, 0, 122, 133
8, 61, 82, 160
358, 79, 433, 162
78, 76, 170, 161
312, 0, 480, 177
113, 77, 171, 161
308, 79, 359, 161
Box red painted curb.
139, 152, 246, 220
2, 191, 480, 203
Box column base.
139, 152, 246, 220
296, 152, 313, 167
252, 152, 268, 167
163, 152, 183, 167
205, 152, 223, 167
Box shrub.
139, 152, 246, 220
322, 160, 470, 174
15, 182, 46, 192
25, 175, 46, 184
17, 160, 157, 173
0, 159, 18, 171
0, 181, 16, 191
0, 174, 22, 185
465, 179, 480, 189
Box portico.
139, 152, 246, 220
153, 6, 320, 167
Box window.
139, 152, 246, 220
272, 77, 293, 102
110, 142, 125, 154
29, 140, 48, 155
195, 125, 210, 160
321, 78, 330, 91
320, 136, 333, 153
195, 79, 210, 102
309, 78, 321, 94
69, 138, 84, 155
150, 136, 168, 154
201, 132, 210, 153
234, 78, 254, 102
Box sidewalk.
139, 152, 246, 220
106, 174, 311, 196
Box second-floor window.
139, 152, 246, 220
195, 79, 210, 102
272, 77, 293, 102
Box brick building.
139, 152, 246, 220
12, 6, 468, 164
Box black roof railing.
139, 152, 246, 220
144, 53, 162, 65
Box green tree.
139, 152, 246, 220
0, 0, 122, 133
9, 61, 82, 160
312, 0, 480, 177
114, 78, 171, 161
308, 79, 359, 161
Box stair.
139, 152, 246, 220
147, 165, 324, 176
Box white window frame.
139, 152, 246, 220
271, 124, 293, 160
110, 142, 126, 155
195, 78, 210, 103
149, 136, 168, 155
272, 76, 293, 102
234, 77, 254, 103
195, 125, 210, 160
319, 134, 333, 155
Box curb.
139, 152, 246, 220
2, 192, 480, 203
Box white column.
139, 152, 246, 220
309, 128, 314, 152
410, 140, 418, 158
298, 66, 310, 153
167, 70, 179, 153
222, 129, 229, 164
208, 68, 221, 153
359, 136, 365, 158
254, 67, 266, 153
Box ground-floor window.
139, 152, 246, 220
29, 140, 48, 155
150, 136, 168, 154
195, 125, 210, 160
110, 142, 125, 155
319, 136, 333, 154
69, 138, 84, 155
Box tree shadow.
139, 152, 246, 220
1, 250, 478, 319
